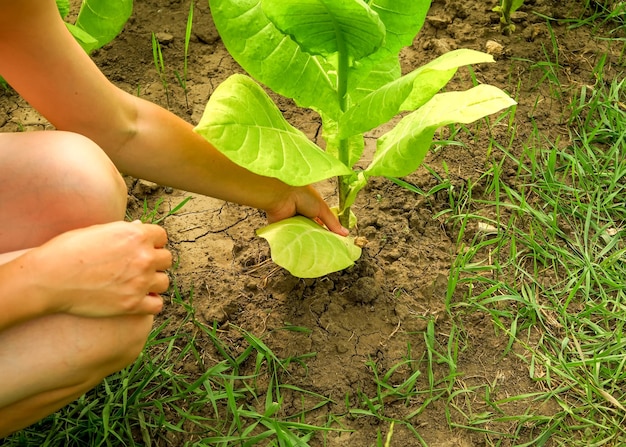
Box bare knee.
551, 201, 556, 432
33, 131, 128, 222
54, 132, 129, 222
0, 131, 128, 252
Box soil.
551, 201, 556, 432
1, 0, 623, 445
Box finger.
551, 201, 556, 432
141, 223, 169, 248
153, 247, 173, 271
317, 207, 349, 236
143, 293, 164, 314
150, 271, 170, 295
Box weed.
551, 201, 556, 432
493, 0, 525, 35
151, 32, 170, 108
174, 0, 194, 109
444, 61, 626, 445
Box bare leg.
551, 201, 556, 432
0, 313, 154, 438
0, 130, 128, 252
0, 131, 154, 437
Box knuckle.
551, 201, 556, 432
132, 249, 154, 271
120, 227, 146, 248
127, 271, 151, 293
120, 294, 140, 313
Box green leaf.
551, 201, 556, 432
209, 0, 342, 120
340, 49, 495, 138
194, 74, 351, 186
262, 0, 385, 61
75, 0, 133, 53
511, 0, 525, 14
257, 216, 362, 278
345, 0, 432, 101
56, 0, 70, 18
369, 0, 431, 54
65, 23, 99, 51
348, 53, 401, 104
400, 50, 495, 110
365, 84, 517, 178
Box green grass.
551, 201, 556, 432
440, 63, 626, 444
173, 0, 194, 109
3, 288, 341, 447
151, 32, 170, 108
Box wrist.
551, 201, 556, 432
263, 183, 299, 223
0, 250, 56, 331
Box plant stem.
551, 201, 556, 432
338, 150, 351, 228
500, 0, 514, 35
336, 42, 351, 229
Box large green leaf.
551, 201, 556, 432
345, 0, 432, 102
365, 84, 517, 178
194, 74, 351, 186
209, 0, 342, 119
369, 0, 431, 54
75, 0, 133, 53
400, 50, 495, 110
340, 50, 495, 139
257, 217, 362, 278
65, 23, 99, 51
347, 53, 401, 104
262, 0, 385, 61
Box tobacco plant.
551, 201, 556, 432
194, 0, 516, 278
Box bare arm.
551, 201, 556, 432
0, 0, 347, 233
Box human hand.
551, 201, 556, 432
26, 221, 172, 318
264, 185, 349, 236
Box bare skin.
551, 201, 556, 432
0, 0, 347, 437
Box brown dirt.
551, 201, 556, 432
1, 0, 624, 445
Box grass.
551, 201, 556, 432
173, 0, 194, 109
152, 0, 194, 110
441, 56, 626, 444
151, 32, 170, 108
3, 4, 626, 447
357, 6, 625, 445
3, 288, 339, 447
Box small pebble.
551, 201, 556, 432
485, 40, 505, 58
155, 32, 174, 45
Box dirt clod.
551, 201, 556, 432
345, 276, 383, 305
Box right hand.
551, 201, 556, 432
26, 221, 172, 318
264, 184, 349, 236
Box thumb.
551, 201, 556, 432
318, 207, 349, 236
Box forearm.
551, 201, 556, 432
105, 94, 296, 214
